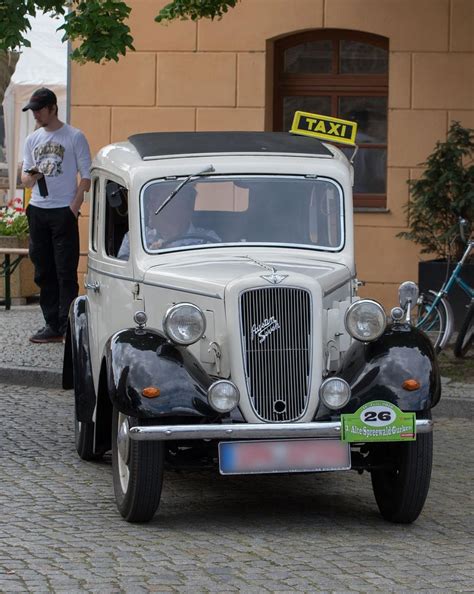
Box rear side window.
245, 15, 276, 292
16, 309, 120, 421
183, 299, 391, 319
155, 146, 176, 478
104, 180, 129, 260
90, 178, 100, 252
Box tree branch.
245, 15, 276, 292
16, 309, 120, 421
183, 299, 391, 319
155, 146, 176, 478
0, 0, 239, 64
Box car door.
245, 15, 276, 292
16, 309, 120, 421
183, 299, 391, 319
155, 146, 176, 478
85, 174, 138, 389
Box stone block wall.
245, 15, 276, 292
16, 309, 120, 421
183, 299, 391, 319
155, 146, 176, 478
71, 0, 473, 306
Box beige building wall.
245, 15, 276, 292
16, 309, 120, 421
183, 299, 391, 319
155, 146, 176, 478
70, 0, 474, 306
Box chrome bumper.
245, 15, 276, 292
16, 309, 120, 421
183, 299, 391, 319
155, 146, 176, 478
128, 419, 433, 441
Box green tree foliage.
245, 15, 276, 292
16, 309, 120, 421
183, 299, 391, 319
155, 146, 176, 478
64, 1, 134, 63
0, 0, 239, 64
398, 122, 474, 260
156, 0, 238, 22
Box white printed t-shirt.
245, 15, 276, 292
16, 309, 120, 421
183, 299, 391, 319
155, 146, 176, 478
23, 123, 91, 209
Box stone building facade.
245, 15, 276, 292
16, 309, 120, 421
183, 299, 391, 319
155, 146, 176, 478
70, 0, 473, 306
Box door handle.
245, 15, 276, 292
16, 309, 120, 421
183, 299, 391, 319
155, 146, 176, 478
84, 280, 100, 293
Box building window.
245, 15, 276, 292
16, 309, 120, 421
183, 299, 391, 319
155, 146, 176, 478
273, 30, 389, 208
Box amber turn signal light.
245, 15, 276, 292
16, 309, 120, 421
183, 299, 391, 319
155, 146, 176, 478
142, 387, 161, 398
402, 379, 420, 391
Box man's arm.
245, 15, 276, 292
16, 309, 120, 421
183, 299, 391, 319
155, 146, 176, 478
70, 130, 92, 216
69, 177, 91, 217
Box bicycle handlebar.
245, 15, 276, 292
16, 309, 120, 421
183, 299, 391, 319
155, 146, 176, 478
459, 218, 469, 243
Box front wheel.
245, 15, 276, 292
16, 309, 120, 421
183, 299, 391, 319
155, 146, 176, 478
453, 302, 474, 358
112, 407, 164, 523
414, 292, 449, 353
370, 411, 433, 524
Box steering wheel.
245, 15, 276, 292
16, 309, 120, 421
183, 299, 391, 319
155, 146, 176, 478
160, 232, 220, 248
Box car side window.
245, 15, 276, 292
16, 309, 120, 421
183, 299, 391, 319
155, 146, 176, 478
90, 177, 99, 253
104, 180, 129, 260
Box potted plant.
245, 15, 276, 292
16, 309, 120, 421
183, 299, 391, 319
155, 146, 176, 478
398, 121, 474, 328
0, 197, 37, 302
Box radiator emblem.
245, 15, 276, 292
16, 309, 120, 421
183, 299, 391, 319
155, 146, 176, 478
251, 316, 281, 343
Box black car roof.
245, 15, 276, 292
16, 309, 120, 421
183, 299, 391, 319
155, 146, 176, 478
128, 131, 332, 160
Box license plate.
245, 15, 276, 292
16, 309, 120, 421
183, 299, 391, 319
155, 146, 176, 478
219, 439, 351, 475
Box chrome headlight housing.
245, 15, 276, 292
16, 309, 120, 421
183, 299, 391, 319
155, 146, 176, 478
344, 299, 386, 342
320, 377, 351, 410
398, 281, 419, 309
163, 303, 206, 345
208, 380, 240, 413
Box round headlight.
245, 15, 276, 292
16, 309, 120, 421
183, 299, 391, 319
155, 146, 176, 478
163, 303, 206, 345
320, 378, 351, 410
208, 380, 240, 413
345, 299, 386, 342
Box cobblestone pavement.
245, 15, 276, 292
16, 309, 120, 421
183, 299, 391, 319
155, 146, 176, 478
0, 306, 63, 370
0, 383, 473, 593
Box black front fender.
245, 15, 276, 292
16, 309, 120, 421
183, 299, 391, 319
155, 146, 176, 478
335, 324, 441, 415
62, 296, 96, 423
105, 328, 216, 419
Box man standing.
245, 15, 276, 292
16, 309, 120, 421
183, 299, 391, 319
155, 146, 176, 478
21, 87, 91, 343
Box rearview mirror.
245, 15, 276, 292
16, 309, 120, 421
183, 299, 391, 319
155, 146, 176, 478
106, 181, 127, 208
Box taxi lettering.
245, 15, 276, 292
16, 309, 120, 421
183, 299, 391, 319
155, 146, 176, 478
290, 111, 358, 146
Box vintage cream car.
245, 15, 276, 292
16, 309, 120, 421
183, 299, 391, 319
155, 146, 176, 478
63, 121, 439, 524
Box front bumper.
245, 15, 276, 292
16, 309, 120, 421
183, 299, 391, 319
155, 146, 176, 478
128, 419, 433, 441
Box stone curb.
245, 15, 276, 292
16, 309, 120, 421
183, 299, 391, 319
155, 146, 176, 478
0, 365, 63, 389
0, 363, 472, 419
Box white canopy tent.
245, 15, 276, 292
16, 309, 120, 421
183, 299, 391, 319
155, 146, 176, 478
2, 12, 68, 200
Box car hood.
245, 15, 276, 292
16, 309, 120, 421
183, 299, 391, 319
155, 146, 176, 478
142, 250, 351, 298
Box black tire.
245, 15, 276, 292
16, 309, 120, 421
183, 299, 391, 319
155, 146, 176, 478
74, 408, 101, 461
453, 302, 474, 358
415, 292, 448, 353
370, 411, 433, 524
73, 373, 102, 461
112, 407, 164, 523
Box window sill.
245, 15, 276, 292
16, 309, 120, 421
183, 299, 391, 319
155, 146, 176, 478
354, 207, 390, 213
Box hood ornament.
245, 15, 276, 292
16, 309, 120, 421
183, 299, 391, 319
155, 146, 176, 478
242, 256, 288, 285
261, 272, 288, 285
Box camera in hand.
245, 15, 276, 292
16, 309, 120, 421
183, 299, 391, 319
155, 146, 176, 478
25, 168, 48, 197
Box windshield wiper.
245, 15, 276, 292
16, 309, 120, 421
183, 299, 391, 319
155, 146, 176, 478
155, 165, 215, 215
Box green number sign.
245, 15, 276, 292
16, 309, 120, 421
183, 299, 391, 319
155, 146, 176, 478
341, 401, 416, 442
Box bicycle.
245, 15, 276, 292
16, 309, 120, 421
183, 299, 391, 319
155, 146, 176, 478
415, 220, 473, 356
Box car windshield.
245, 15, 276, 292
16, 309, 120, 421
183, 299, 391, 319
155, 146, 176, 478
140, 175, 344, 252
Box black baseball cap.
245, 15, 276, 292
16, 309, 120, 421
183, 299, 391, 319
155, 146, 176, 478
22, 87, 57, 112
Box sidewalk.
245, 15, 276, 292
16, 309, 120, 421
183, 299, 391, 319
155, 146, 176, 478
0, 304, 64, 388
0, 304, 472, 418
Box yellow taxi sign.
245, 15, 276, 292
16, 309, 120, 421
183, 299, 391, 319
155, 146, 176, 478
290, 111, 358, 146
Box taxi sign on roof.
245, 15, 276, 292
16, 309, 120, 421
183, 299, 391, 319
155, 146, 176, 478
290, 111, 358, 146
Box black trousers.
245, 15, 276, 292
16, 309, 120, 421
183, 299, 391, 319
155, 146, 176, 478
26, 205, 79, 334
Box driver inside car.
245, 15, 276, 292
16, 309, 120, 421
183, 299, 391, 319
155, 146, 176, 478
117, 185, 220, 260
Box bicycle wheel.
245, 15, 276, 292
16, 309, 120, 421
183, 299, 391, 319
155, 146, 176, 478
453, 302, 474, 358
414, 292, 448, 353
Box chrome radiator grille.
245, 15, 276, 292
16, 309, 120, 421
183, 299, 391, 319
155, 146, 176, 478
240, 287, 312, 422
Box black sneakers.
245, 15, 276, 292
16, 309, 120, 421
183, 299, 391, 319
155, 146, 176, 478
29, 325, 64, 344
